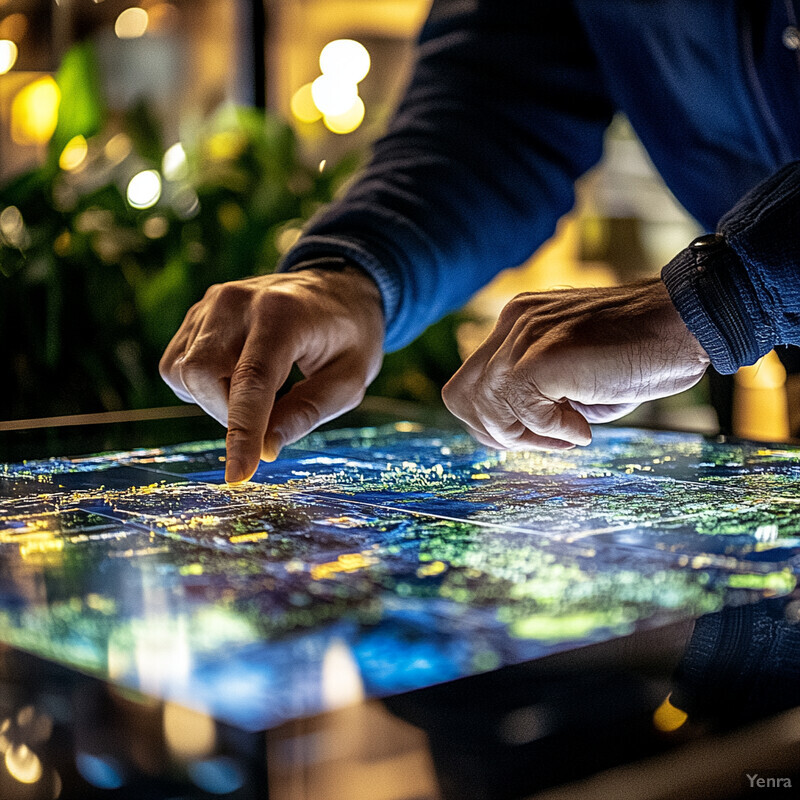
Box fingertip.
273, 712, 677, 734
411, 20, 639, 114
225, 457, 248, 484
560, 406, 592, 447
262, 432, 283, 463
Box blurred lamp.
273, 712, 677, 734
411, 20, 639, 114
115, 7, 149, 39
290, 82, 322, 124
59, 135, 89, 171
10, 77, 60, 145
162, 142, 188, 181
323, 96, 365, 134
0, 39, 17, 74
311, 74, 358, 117
127, 170, 162, 209
319, 39, 370, 84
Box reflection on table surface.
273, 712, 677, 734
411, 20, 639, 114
0, 423, 798, 737
0, 422, 800, 797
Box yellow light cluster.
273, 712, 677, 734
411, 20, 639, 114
290, 39, 369, 134
311, 551, 375, 581
10, 77, 60, 146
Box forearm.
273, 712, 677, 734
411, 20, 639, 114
280, 0, 613, 351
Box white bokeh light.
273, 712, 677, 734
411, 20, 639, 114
319, 39, 370, 84
162, 142, 188, 181
127, 170, 162, 209
0, 40, 18, 75
115, 7, 149, 39
311, 75, 358, 117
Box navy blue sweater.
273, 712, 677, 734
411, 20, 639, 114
281, 0, 800, 374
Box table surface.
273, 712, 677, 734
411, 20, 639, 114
0, 409, 799, 732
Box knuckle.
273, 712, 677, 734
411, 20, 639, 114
441, 379, 458, 409
500, 293, 534, 320
158, 351, 173, 380
207, 281, 250, 309
179, 353, 210, 381
290, 397, 322, 430
204, 282, 223, 299
231, 359, 268, 393
258, 287, 303, 321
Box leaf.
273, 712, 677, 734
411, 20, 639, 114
49, 42, 105, 164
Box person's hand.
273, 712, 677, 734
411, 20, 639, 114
442, 279, 710, 450
160, 266, 384, 482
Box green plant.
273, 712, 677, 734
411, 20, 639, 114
0, 43, 463, 420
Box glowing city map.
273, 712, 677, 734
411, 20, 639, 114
0, 423, 798, 730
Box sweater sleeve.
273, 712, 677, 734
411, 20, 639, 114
662, 161, 800, 374
279, 0, 614, 351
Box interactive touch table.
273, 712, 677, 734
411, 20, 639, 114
1, 416, 800, 798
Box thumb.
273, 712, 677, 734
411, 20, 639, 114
552, 400, 593, 446
263, 357, 368, 459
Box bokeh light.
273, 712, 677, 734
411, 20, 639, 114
0, 205, 25, 247
127, 169, 162, 209
290, 82, 322, 124
652, 693, 688, 732
162, 142, 188, 180
146, 2, 179, 33
59, 135, 89, 171
115, 7, 149, 39
75, 753, 124, 790
163, 702, 216, 761
0, 39, 17, 74
0, 14, 28, 42
319, 39, 370, 84
311, 74, 358, 117
10, 76, 60, 145
142, 215, 169, 239
104, 133, 132, 165
323, 96, 365, 134
187, 757, 244, 795
5, 744, 42, 784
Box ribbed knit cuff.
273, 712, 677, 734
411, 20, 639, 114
278, 235, 402, 340
661, 237, 775, 375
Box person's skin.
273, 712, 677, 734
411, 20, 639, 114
442, 278, 710, 450
159, 266, 385, 483
160, 271, 710, 482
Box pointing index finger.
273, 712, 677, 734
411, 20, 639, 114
224, 324, 300, 483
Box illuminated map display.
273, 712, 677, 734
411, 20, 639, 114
0, 424, 798, 730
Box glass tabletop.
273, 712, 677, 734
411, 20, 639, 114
0, 410, 798, 731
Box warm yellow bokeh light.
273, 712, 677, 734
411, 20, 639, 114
323, 96, 365, 134
5, 744, 42, 784
311, 74, 358, 117
115, 7, 149, 39
0, 39, 17, 74
142, 215, 169, 238
59, 135, 89, 171
0, 13, 28, 42
104, 133, 132, 165
163, 703, 216, 761
162, 142, 188, 181
206, 130, 245, 161
290, 83, 322, 124
319, 39, 370, 84
652, 694, 688, 733
146, 2, 179, 33
127, 169, 162, 209
10, 76, 60, 145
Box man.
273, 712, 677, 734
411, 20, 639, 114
160, 0, 800, 483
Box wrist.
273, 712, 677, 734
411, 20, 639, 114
661, 235, 773, 374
